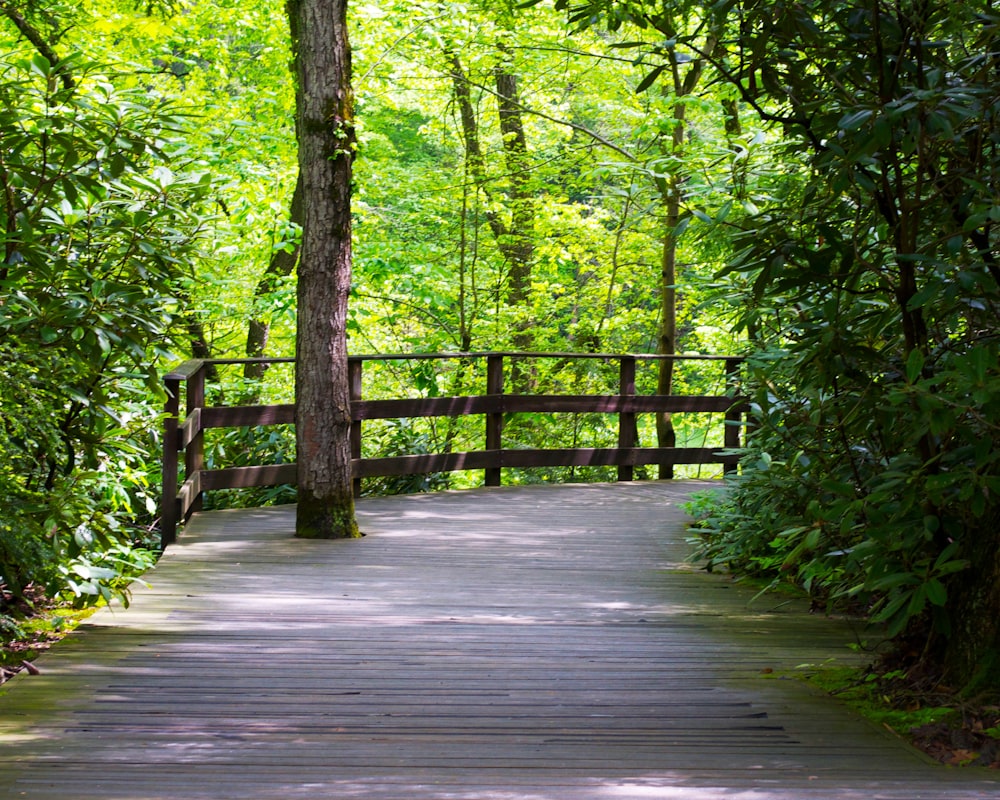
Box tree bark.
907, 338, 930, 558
184, 314, 218, 383
0, 1, 74, 91
655, 175, 678, 479
943, 512, 1000, 688
654, 54, 695, 479
494, 61, 535, 336
287, 0, 360, 539
448, 49, 535, 388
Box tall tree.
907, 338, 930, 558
447, 48, 536, 355
287, 0, 360, 538
647, 15, 722, 477
709, 0, 1000, 687
493, 47, 536, 353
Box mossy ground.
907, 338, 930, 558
689, 535, 1000, 768
1, 588, 97, 684
798, 663, 1000, 767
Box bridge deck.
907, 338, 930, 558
0, 482, 994, 799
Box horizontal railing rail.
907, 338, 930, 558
161, 352, 746, 545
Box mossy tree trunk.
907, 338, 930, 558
287, 0, 360, 539
494, 60, 535, 352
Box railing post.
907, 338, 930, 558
617, 356, 637, 482
349, 358, 363, 498
160, 375, 181, 548
724, 358, 742, 475
185, 364, 206, 516
485, 354, 504, 487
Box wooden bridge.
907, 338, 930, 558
1, 354, 996, 797
0, 482, 996, 798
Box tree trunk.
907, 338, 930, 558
654, 78, 689, 479
244, 171, 303, 382
655, 177, 678, 479
447, 49, 535, 388
287, 0, 360, 539
494, 62, 534, 341
494, 58, 535, 390
0, 2, 74, 91
184, 314, 218, 383
942, 513, 1000, 689
448, 50, 535, 353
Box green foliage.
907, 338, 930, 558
0, 48, 217, 605
203, 425, 298, 509
560, 0, 1000, 679
361, 419, 452, 496
690, 334, 1000, 643
690, 330, 999, 632
58, 540, 158, 608
0, 0, 801, 615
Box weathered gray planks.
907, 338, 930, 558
0, 481, 996, 799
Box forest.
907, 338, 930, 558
1, 0, 999, 709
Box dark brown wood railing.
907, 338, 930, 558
161, 352, 746, 545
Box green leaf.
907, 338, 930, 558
905, 349, 924, 383
29, 53, 52, 78
907, 586, 927, 618
71, 564, 119, 582
40, 326, 60, 344
635, 64, 667, 93
925, 579, 947, 607
838, 109, 873, 131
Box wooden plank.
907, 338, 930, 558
176, 470, 201, 520
496, 446, 735, 468
160, 378, 181, 546
354, 447, 737, 477
2, 482, 993, 800
200, 404, 296, 428
497, 394, 744, 415
349, 359, 363, 498
200, 463, 298, 490
178, 406, 201, 448
184, 367, 206, 515
345, 351, 740, 363
355, 450, 497, 477
351, 394, 745, 420
162, 359, 207, 381
617, 356, 637, 482
353, 395, 497, 420
177, 357, 295, 369
484, 354, 504, 487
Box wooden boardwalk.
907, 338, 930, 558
0, 482, 995, 799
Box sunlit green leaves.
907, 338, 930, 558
0, 43, 219, 605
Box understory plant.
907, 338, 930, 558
690, 336, 1000, 680
0, 50, 218, 609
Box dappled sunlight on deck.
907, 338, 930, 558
0, 482, 995, 799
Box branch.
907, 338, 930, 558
446, 50, 508, 244
0, 1, 73, 91
353, 290, 458, 341
357, 12, 446, 88
453, 70, 635, 161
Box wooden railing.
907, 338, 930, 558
161, 352, 746, 545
